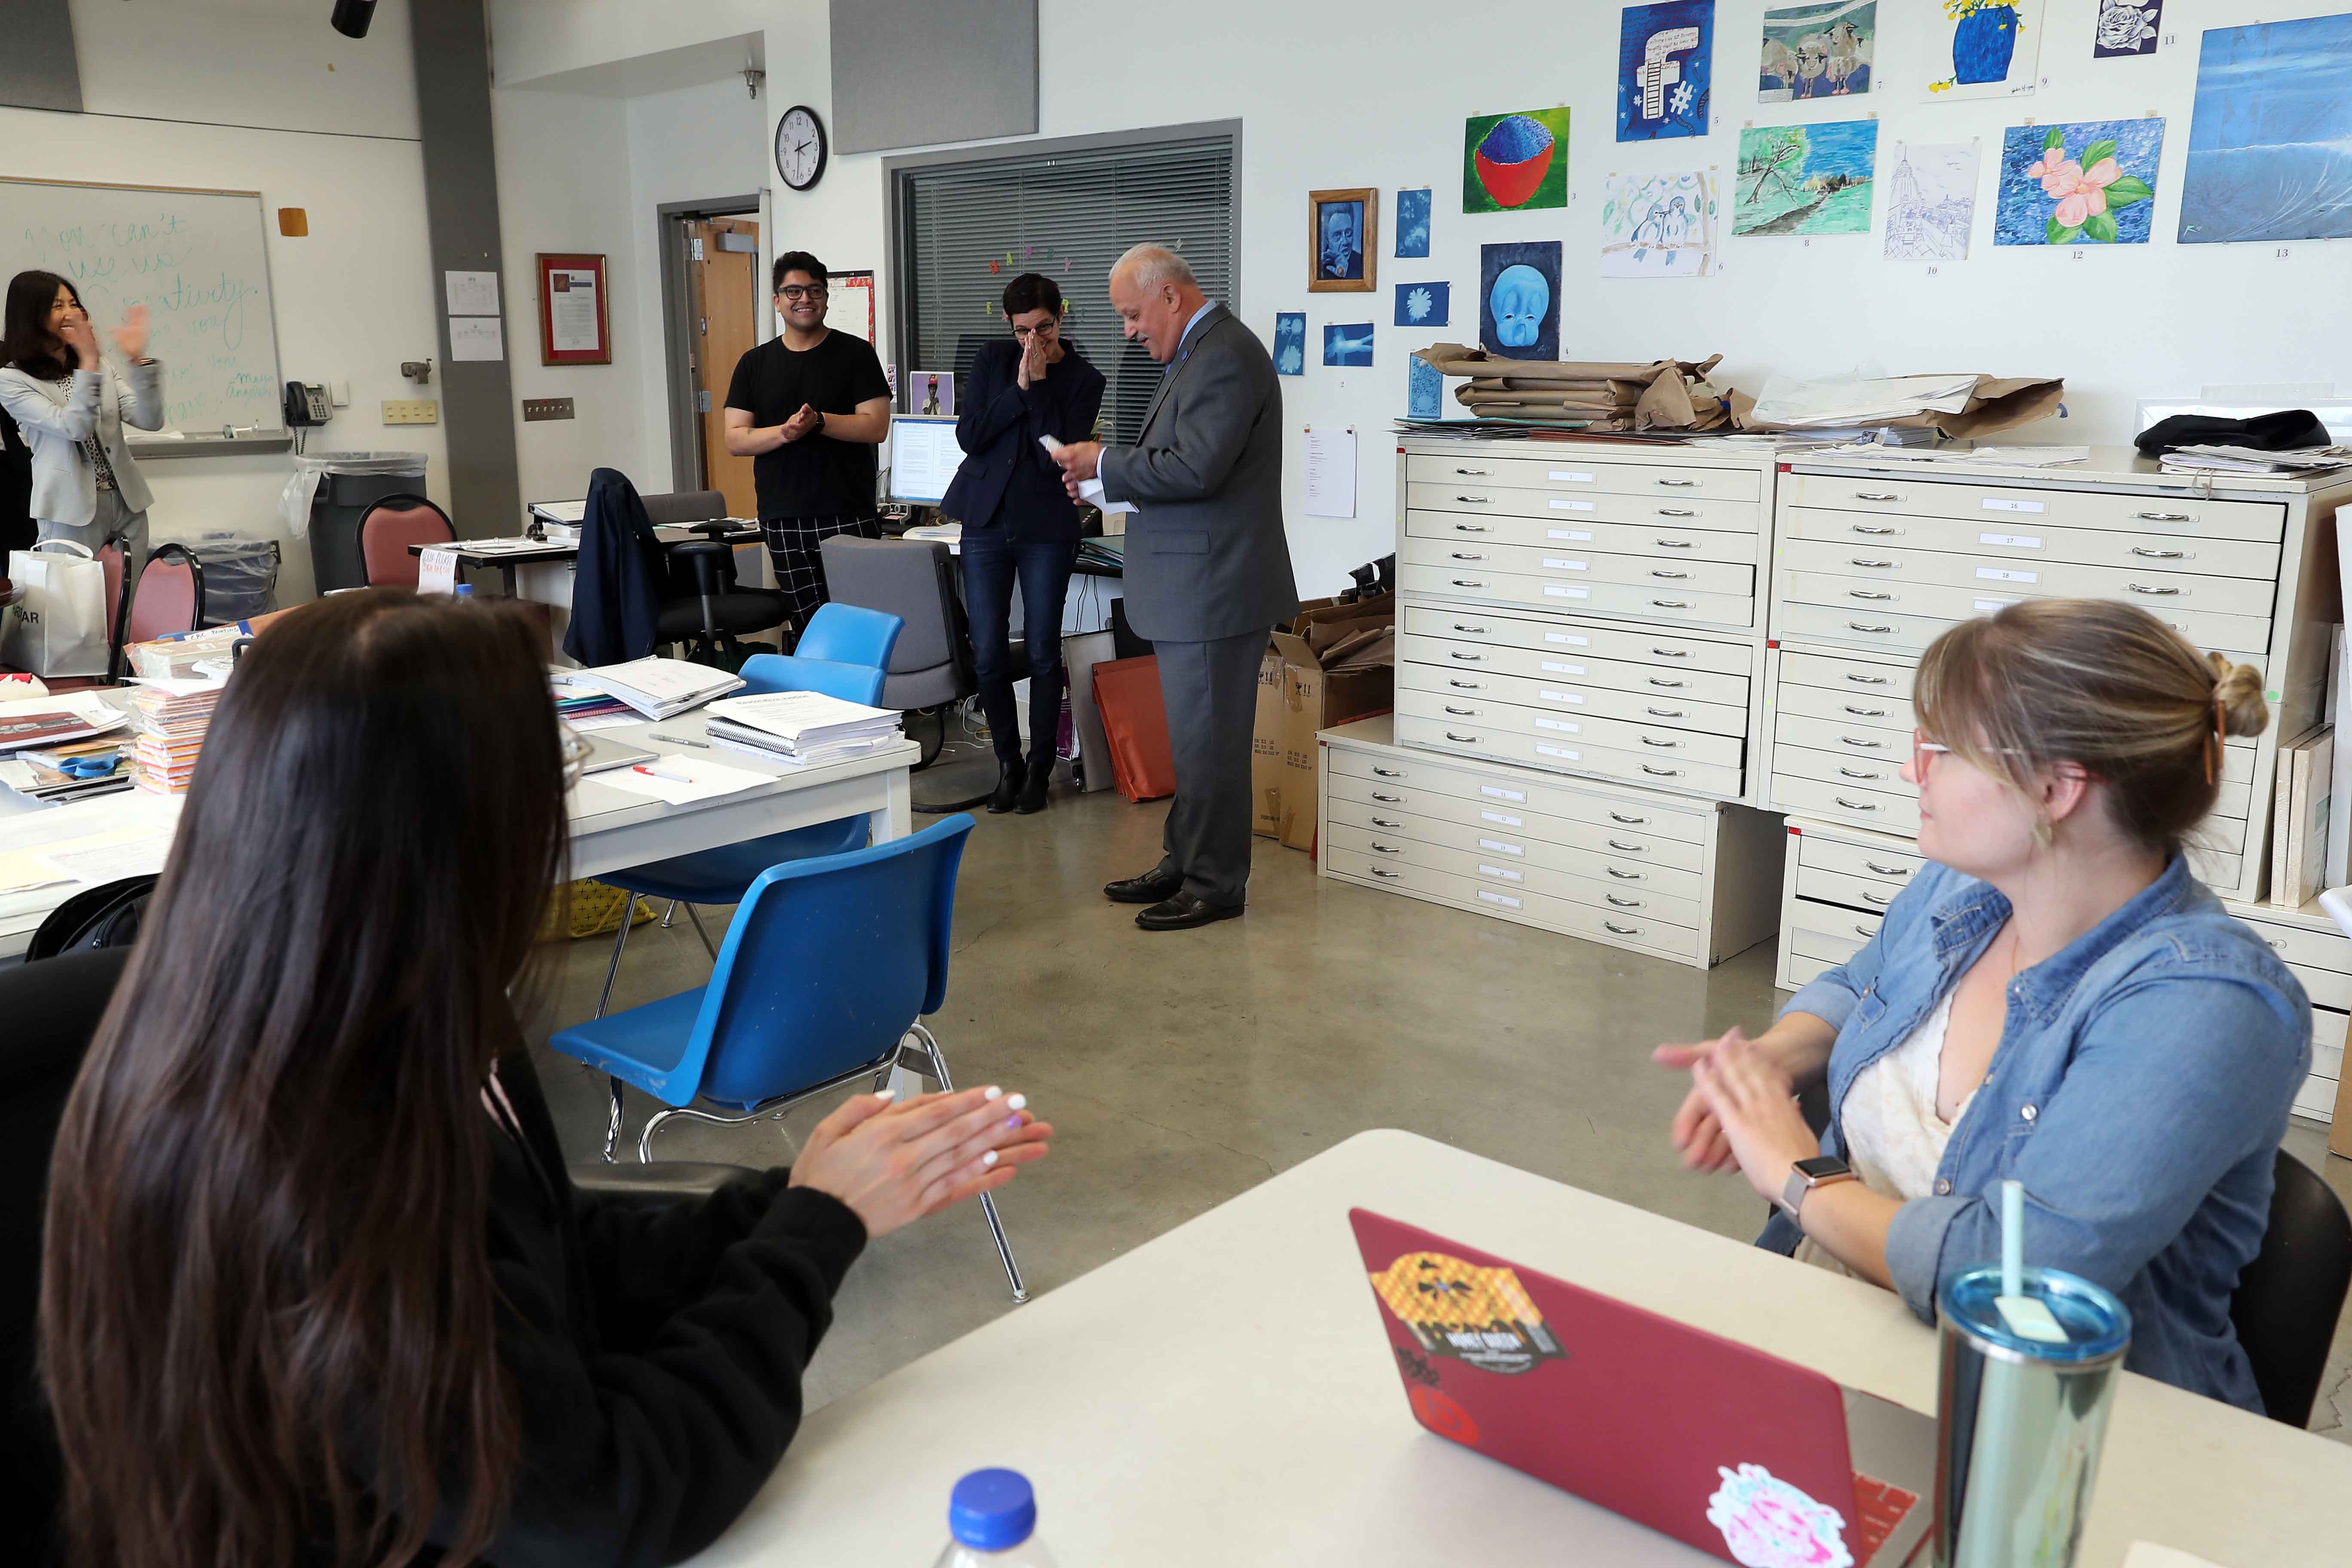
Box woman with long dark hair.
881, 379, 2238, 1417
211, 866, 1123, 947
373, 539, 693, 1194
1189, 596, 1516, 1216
0, 270, 163, 560
40, 590, 1051, 1567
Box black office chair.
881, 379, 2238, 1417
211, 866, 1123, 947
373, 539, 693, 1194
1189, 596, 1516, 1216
2230, 1149, 2352, 1428
575, 472, 784, 668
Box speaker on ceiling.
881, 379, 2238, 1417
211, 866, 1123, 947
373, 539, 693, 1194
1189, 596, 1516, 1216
330, 0, 378, 39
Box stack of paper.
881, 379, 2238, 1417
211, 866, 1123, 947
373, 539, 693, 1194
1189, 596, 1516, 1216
704, 690, 903, 765
126, 623, 252, 680
550, 674, 638, 732
0, 695, 129, 752
557, 658, 744, 720
125, 684, 223, 795
1747, 372, 1982, 429
2272, 724, 2335, 909
2159, 444, 2352, 477
0, 735, 131, 802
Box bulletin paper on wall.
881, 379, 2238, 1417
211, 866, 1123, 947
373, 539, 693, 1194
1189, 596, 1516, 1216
445, 270, 500, 315
1305, 428, 1358, 519
548, 270, 602, 354
449, 315, 504, 363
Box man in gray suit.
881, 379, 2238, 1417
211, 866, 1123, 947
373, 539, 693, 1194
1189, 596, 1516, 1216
1054, 245, 1298, 931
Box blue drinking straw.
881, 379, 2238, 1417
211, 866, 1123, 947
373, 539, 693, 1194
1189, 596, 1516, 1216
2001, 1179, 2023, 1301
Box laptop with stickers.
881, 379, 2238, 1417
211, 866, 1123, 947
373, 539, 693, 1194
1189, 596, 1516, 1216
1352, 1209, 1936, 1568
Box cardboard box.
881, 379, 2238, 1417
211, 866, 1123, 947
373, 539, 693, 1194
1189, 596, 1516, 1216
1265, 594, 1396, 851
1253, 644, 1286, 837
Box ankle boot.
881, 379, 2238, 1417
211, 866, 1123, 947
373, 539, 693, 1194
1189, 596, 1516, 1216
986, 757, 1025, 814
1015, 753, 1053, 814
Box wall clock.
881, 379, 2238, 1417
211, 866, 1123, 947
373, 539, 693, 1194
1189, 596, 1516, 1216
775, 105, 828, 192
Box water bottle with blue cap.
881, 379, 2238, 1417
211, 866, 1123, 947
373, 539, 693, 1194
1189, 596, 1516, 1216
932, 1468, 1056, 1566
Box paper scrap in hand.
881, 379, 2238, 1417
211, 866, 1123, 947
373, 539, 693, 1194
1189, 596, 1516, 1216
1040, 435, 1136, 515
591, 754, 773, 805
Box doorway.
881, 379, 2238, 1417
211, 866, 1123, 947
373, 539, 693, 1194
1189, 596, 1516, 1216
658, 199, 762, 518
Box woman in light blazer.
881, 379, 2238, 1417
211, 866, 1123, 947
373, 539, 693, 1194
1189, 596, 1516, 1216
0, 270, 162, 563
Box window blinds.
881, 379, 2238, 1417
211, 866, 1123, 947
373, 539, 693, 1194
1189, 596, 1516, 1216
897, 134, 1237, 445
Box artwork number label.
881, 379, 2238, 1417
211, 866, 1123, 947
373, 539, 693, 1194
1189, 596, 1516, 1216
2072, 248, 2087, 260
1926, 266, 1940, 276
2278, 247, 2293, 259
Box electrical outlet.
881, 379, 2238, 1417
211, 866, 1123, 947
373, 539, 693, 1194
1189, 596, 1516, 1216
382, 399, 439, 425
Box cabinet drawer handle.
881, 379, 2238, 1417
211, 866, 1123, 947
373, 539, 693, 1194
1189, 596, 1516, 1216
1449, 651, 1486, 662
1374, 767, 1405, 778
1849, 622, 1895, 634
1851, 524, 1897, 536
1606, 894, 1645, 909
1446, 731, 1480, 744
1371, 842, 1406, 855
1850, 557, 1895, 568
1452, 523, 1490, 533
2126, 583, 2181, 596
1835, 795, 1880, 811
1840, 735, 1885, 749
1444, 705, 1478, 716
1451, 578, 1488, 588
1862, 890, 1894, 907
1647, 677, 1685, 689
1641, 735, 1682, 748
1640, 764, 1682, 777
1838, 766, 1883, 781
1844, 672, 1888, 685
1604, 921, 1643, 936
2136, 511, 2192, 522
2269, 938, 2288, 949
1372, 792, 1404, 802
1455, 467, 1491, 476
1450, 551, 1486, 561
1645, 707, 1684, 718
1652, 598, 1695, 609
1849, 589, 1894, 601
1608, 838, 1648, 853
1656, 478, 1700, 488
1455, 494, 1491, 504
1843, 704, 1887, 717
1371, 817, 1404, 828
1651, 569, 1690, 580
1371, 867, 1403, 879
1448, 679, 1483, 690
1451, 622, 1489, 634
1609, 812, 1649, 825
1651, 646, 1690, 658
1855, 490, 1902, 502
1607, 867, 1644, 881
1855, 922, 1877, 937
2129, 546, 2184, 559
1865, 861, 1912, 876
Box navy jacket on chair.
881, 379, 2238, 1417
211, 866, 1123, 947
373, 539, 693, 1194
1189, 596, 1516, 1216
939, 340, 1104, 541
563, 467, 664, 667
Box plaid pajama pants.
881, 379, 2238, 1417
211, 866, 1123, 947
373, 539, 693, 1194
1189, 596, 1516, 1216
758, 513, 883, 635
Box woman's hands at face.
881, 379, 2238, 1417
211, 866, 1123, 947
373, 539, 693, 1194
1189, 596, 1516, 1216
788, 1084, 1052, 1238
109, 304, 150, 362
58, 312, 100, 365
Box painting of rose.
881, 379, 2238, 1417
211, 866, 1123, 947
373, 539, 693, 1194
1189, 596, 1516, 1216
1994, 119, 2164, 245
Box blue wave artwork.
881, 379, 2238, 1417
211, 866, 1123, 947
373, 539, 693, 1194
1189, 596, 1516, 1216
1394, 282, 1449, 328
1618, 0, 1714, 142
2178, 13, 2352, 245
1323, 323, 1375, 367
1408, 356, 1442, 419
1273, 312, 1305, 376
1395, 188, 1431, 257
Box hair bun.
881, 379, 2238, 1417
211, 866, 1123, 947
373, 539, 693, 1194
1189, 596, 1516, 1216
2207, 653, 2269, 739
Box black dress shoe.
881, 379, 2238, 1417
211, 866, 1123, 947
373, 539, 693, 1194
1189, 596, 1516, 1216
1135, 891, 1244, 931
1103, 868, 1183, 904
1014, 759, 1051, 814
986, 759, 1025, 815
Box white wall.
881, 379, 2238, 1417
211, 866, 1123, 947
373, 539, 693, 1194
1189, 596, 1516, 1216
3, 0, 450, 604
495, 0, 2352, 599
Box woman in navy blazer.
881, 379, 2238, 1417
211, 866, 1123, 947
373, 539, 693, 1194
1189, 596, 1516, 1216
941, 273, 1106, 815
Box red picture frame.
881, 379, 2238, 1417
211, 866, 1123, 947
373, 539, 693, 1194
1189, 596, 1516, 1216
536, 252, 610, 365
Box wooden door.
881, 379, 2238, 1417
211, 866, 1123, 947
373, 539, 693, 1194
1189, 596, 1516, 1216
688, 216, 761, 519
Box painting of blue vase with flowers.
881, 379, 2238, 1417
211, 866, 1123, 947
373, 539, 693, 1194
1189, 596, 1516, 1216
1924, 0, 2043, 100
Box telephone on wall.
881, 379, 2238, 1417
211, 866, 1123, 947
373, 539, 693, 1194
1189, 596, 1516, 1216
284, 382, 331, 426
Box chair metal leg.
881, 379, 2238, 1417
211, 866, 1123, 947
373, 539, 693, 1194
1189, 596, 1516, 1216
638, 1106, 680, 1163
594, 894, 638, 1019
603, 1075, 625, 1164
683, 902, 718, 960
660, 900, 678, 928
908, 1023, 1028, 1304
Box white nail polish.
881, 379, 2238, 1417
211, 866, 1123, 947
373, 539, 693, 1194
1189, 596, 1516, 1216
874, 1089, 896, 1101
1005, 1093, 1027, 1111
983, 1086, 1003, 1101
982, 1150, 999, 1167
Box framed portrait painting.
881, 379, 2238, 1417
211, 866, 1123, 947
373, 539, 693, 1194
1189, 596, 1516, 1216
1309, 188, 1378, 292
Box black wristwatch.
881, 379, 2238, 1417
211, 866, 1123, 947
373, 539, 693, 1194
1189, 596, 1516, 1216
812, 409, 827, 434
1780, 1155, 1856, 1219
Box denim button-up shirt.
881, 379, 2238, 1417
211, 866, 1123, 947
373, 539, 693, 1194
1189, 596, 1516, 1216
1761, 854, 2309, 1411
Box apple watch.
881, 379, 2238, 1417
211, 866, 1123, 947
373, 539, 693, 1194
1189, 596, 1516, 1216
1780, 1155, 1857, 1219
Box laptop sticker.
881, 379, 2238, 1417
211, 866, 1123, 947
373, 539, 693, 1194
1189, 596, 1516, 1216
1366, 1251, 1566, 1375
1405, 1384, 1482, 1445
1705, 1463, 1853, 1568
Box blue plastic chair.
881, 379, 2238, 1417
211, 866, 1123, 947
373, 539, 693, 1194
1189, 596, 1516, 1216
792, 601, 902, 668
550, 815, 1027, 1301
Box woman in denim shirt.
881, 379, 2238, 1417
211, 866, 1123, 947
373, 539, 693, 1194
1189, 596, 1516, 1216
1656, 599, 2308, 1411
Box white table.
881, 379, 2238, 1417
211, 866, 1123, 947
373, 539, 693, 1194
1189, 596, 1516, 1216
684, 1129, 2352, 1567
0, 704, 920, 959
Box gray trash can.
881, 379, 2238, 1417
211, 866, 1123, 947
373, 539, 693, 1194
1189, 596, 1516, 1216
279, 452, 427, 592
182, 532, 282, 624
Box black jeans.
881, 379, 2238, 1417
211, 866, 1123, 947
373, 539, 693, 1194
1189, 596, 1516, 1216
961, 528, 1076, 768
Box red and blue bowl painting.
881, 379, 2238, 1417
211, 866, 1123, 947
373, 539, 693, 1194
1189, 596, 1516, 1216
1476, 115, 1557, 209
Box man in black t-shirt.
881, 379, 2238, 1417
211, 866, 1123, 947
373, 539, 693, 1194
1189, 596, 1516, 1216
723, 249, 893, 636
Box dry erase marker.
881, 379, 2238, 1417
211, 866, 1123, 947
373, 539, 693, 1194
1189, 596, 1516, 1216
651, 732, 710, 748
633, 764, 694, 784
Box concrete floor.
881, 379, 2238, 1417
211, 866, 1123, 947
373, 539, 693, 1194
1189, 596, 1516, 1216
521, 739, 2352, 1437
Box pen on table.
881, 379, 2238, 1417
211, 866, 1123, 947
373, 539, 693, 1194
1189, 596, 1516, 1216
651, 732, 710, 748
633, 764, 695, 783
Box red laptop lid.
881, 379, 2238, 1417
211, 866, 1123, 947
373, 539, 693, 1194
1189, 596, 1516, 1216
1353, 1208, 1871, 1567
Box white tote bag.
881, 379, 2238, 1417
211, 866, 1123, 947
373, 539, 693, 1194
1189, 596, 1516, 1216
3, 540, 111, 677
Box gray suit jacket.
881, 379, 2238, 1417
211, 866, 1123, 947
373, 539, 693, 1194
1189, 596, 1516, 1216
0, 360, 163, 526
1097, 305, 1298, 642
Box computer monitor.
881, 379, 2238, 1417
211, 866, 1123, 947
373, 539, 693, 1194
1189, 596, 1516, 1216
888, 415, 962, 506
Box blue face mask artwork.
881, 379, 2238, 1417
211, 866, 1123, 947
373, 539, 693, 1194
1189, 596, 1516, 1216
1489, 264, 1550, 348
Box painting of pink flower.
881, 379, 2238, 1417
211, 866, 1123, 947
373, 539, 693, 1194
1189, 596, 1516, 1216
1996, 119, 2163, 245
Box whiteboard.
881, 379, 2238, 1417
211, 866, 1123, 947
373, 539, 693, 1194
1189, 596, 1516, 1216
0, 176, 286, 439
